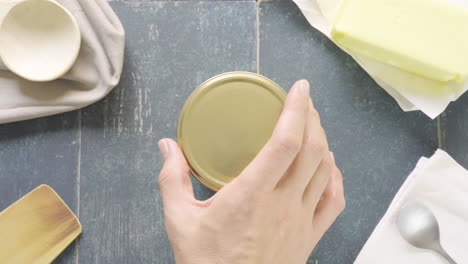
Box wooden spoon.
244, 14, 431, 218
0, 185, 82, 264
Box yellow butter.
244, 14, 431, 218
331, 0, 468, 82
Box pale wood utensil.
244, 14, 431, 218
0, 184, 82, 264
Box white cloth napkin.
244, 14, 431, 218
292, 0, 468, 119
354, 150, 468, 263
0, 0, 125, 124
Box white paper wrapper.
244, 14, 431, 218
354, 150, 468, 263
292, 0, 468, 119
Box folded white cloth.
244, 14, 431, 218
0, 0, 125, 124
355, 150, 468, 263
292, 0, 468, 119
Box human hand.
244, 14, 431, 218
158, 80, 345, 264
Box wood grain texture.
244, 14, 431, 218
77, 1, 256, 263
258, 1, 439, 263
0, 112, 80, 264
0, 185, 81, 264
0, 1, 456, 264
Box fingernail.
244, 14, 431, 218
158, 139, 169, 160
297, 79, 310, 96
330, 152, 335, 164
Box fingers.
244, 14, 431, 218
276, 98, 329, 193
310, 159, 345, 238
302, 152, 334, 210
236, 80, 310, 190
158, 138, 195, 206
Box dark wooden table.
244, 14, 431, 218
1, 0, 466, 263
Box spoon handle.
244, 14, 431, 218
433, 243, 458, 264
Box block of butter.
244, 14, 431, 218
331, 0, 468, 82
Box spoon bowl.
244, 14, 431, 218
396, 203, 458, 264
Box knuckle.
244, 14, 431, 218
310, 108, 321, 122
158, 168, 171, 186
273, 134, 302, 157
332, 166, 341, 175
335, 167, 344, 181
321, 156, 335, 171
306, 138, 327, 155
288, 102, 308, 115
332, 169, 346, 212
335, 195, 346, 211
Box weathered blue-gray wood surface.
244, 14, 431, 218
77, 1, 256, 264
443, 94, 468, 168
0, 112, 80, 264
1, 0, 463, 263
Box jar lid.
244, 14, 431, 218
178, 72, 286, 190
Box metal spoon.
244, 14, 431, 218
396, 203, 458, 264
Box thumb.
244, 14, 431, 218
158, 138, 195, 205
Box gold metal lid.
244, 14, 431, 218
178, 72, 286, 191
